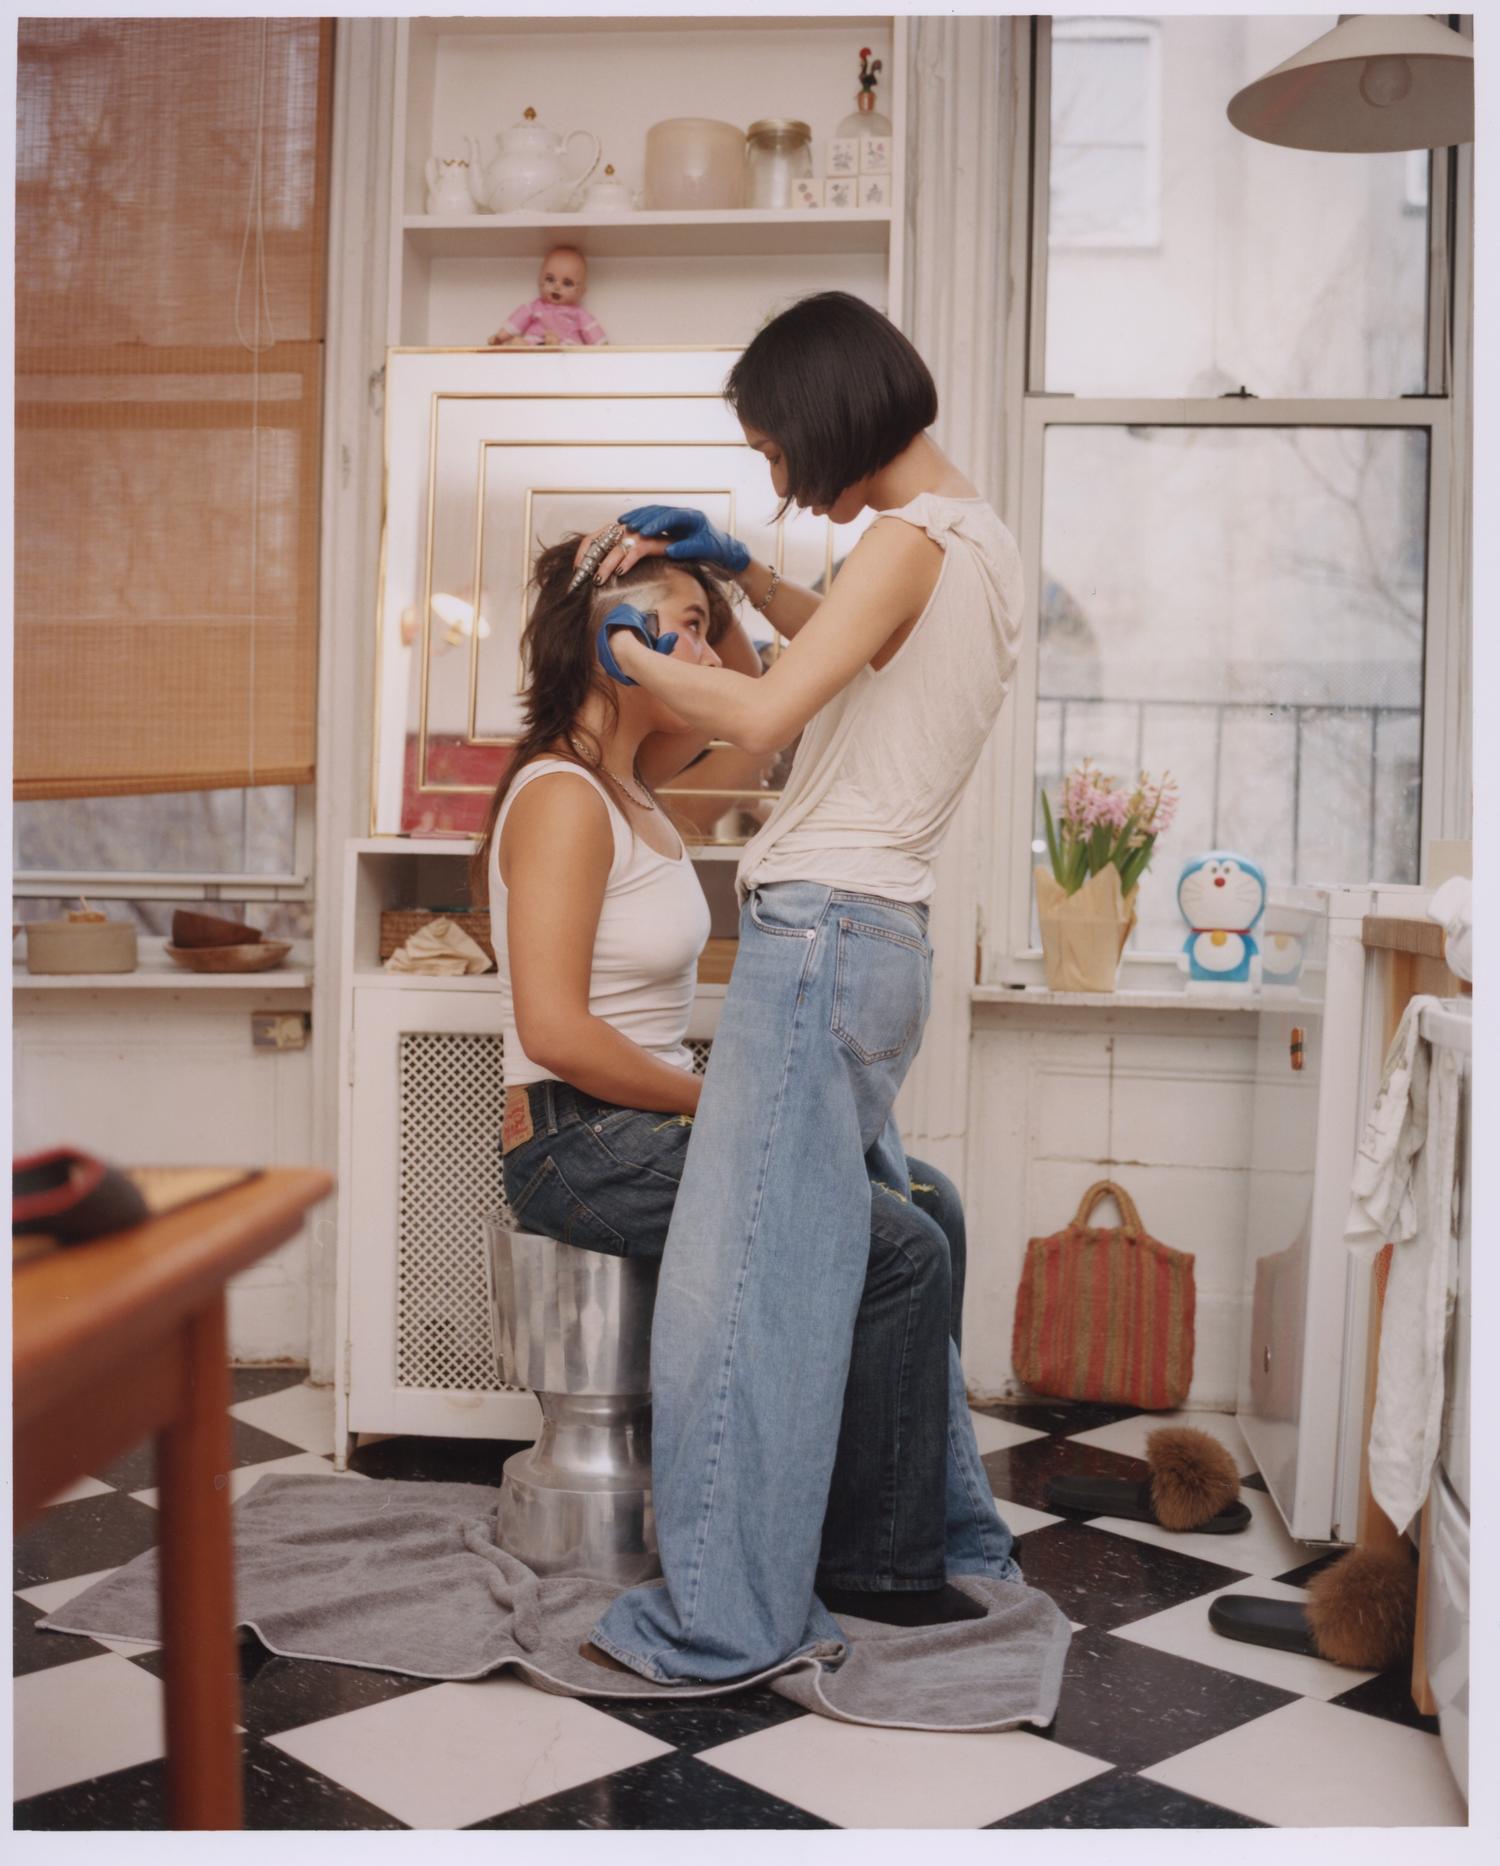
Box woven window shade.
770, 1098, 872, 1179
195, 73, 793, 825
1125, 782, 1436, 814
13, 17, 332, 800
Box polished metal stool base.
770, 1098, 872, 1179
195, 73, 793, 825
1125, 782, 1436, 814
485, 1222, 661, 1585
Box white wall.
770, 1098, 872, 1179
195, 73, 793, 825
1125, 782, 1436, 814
11, 992, 321, 1363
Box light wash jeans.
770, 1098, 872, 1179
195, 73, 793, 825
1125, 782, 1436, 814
591, 882, 1018, 1684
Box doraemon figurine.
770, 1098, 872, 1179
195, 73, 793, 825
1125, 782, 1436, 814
1177, 852, 1267, 993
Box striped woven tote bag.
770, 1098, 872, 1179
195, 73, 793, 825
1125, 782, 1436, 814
1011, 1181, 1196, 1410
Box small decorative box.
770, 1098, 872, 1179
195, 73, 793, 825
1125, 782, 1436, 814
857, 175, 890, 208
791, 176, 823, 209
825, 176, 855, 210
828, 137, 860, 177
859, 136, 892, 176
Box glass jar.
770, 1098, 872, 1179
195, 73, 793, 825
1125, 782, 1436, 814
643, 118, 745, 211
744, 119, 813, 210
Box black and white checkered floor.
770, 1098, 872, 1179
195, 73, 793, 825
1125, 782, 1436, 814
13, 1367, 1467, 1830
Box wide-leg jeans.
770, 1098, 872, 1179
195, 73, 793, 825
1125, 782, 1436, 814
590, 882, 1017, 1684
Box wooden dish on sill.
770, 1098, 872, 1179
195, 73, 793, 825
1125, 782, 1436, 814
164, 940, 292, 974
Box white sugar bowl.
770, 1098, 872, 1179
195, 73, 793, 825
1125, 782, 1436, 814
580, 164, 638, 216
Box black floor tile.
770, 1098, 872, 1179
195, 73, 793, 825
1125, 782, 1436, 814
347, 1434, 526, 1487
1013, 1520, 1247, 1632
243, 1739, 409, 1829
1274, 1548, 1345, 1588
130, 1637, 434, 1741
972, 1399, 1148, 1438
1332, 1667, 1442, 1736
13, 1758, 169, 1831
1039, 1626, 1297, 1770
990, 1767, 1268, 1829
95, 1415, 308, 1494
586, 1683, 810, 1755
12, 1596, 111, 1678
12, 1492, 162, 1590
232, 1364, 313, 1403
468, 1752, 834, 1830
983, 1435, 1149, 1515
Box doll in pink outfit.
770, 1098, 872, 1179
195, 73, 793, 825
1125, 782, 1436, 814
488, 246, 606, 347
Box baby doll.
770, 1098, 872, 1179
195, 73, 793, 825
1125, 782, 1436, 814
488, 246, 606, 347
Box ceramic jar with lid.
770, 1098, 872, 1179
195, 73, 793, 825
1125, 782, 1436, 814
744, 119, 813, 210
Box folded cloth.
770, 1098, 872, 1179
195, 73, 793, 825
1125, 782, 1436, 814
39, 1474, 1072, 1734
1344, 995, 1462, 1534
384, 918, 492, 976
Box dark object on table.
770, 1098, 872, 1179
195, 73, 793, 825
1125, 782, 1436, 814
164, 940, 292, 974
171, 909, 263, 948
13, 1147, 150, 1248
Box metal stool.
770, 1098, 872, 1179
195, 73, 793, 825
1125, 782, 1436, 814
484, 1222, 661, 1585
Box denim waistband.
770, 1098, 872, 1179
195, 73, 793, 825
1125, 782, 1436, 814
503, 1078, 624, 1152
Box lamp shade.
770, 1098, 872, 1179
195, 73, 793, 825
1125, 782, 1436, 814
1227, 13, 1473, 153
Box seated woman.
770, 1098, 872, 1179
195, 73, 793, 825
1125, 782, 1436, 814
474, 535, 982, 1619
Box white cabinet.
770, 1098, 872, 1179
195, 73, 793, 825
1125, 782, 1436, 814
389, 15, 906, 349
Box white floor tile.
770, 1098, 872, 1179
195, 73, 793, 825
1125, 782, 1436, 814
1143, 1696, 1468, 1827
1066, 1408, 1256, 1476
991, 1496, 1061, 1539
1086, 1487, 1310, 1577
130, 1452, 367, 1510
698, 1717, 1111, 1829
17, 1568, 160, 1657
968, 1410, 1047, 1454
268, 1676, 671, 1829
1109, 1577, 1376, 1699
12, 1652, 166, 1801
42, 1475, 115, 1507
229, 1380, 336, 1456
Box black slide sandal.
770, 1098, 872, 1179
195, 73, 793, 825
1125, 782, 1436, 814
1207, 1595, 1318, 1657
1043, 1475, 1252, 1533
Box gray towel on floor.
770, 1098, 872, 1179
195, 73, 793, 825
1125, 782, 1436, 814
40, 1474, 1071, 1733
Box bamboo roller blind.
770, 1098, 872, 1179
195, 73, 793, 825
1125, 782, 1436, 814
13, 18, 333, 800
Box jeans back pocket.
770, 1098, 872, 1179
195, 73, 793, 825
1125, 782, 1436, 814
831, 916, 931, 1065
504, 1151, 628, 1256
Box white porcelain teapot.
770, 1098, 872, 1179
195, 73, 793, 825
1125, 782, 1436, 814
467, 108, 601, 214
424, 153, 477, 217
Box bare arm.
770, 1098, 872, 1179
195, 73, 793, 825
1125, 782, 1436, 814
501, 774, 701, 1115
731, 558, 824, 642
636, 610, 766, 786
610, 519, 943, 756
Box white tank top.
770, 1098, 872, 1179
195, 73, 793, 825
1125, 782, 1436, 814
736, 493, 1025, 905
489, 760, 711, 1089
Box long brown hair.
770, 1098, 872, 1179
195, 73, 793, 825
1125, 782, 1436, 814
469, 536, 736, 903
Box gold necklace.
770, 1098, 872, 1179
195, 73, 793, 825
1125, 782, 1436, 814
563, 737, 656, 811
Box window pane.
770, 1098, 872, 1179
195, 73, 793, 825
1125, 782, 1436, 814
1046, 15, 1429, 397
1034, 425, 1427, 954
14, 788, 298, 876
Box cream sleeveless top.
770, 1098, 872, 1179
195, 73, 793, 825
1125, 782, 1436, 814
736, 493, 1025, 905
489, 760, 711, 1089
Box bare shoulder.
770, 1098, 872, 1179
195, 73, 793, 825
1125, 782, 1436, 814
851, 514, 945, 600
499, 766, 613, 880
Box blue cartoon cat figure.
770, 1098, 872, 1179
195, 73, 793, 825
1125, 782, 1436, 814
1177, 852, 1267, 993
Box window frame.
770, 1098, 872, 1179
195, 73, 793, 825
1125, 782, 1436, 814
982, 15, 1471, 988
1046, 15, 1163, 253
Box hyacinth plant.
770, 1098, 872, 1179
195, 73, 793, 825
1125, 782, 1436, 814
1040, 761, 1180, 898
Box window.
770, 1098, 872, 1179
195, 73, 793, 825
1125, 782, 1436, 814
1000, 14, 1460, 977
1049, 17, 1161, 249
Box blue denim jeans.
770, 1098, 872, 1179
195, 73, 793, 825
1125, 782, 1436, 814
504, 1080, 966, 1590
589, 882, 1018, 1684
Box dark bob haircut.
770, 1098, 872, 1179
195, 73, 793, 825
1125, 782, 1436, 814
725, 291, 938, 513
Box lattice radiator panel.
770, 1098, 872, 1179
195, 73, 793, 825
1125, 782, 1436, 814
394, 1032, 712, 1394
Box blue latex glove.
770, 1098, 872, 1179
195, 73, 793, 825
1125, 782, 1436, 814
619, 504, 751, 575
597, 604, 678, 687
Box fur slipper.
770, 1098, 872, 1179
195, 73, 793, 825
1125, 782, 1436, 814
1044, 1425, 1249, 1533
1209, 1547, 1418, 1669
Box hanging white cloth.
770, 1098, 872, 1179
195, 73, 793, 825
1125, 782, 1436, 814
1344, 994, 1462, 1535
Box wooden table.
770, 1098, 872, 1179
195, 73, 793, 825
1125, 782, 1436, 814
13, 1167, 334, 1829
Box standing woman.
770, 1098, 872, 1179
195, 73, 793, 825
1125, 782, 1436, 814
584, 292, 1027, 1684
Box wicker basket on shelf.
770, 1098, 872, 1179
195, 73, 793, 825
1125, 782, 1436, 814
379, 909, 495, 965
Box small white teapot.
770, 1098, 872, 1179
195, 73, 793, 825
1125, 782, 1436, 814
579, 164, 639, 216
467, 108, 601, 214
424, 153, 477, 217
